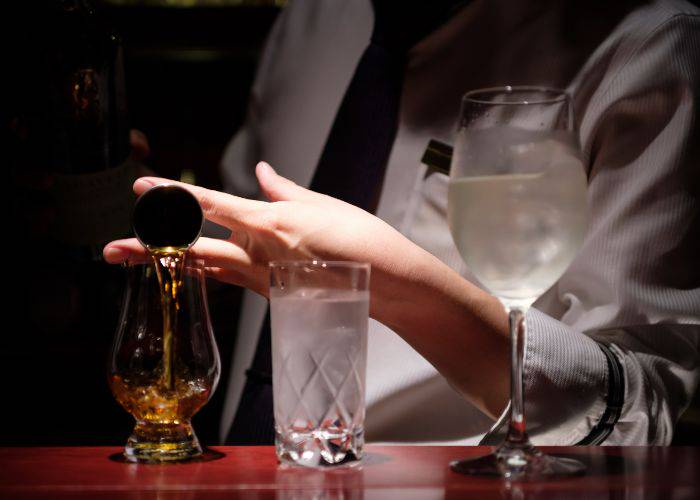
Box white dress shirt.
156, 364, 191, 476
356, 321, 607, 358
219, 0, 700, 445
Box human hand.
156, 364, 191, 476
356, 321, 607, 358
103, 162, 426, 308
104, 161, 510, 416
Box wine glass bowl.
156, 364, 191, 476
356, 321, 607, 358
109, 259, 220, 462
447, 86, 589, 479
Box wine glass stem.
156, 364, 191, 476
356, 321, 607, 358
505, 307, 530, 446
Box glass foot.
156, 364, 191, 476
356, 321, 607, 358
450, 442, 586, 480
124, 421, 202, 463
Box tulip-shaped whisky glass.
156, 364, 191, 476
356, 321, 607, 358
109, 258, 220, 462
447, 87, 589, 479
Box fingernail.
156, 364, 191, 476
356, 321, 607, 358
103, 247, 128, 263
134, 178, 154, 191
258, 161, 276, 175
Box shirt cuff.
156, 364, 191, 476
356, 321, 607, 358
522, 308, 609, 445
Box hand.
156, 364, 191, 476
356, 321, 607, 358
104, 161, 510, 416
104, 162, 424, 308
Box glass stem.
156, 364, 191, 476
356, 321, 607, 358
505, 307, 530, 446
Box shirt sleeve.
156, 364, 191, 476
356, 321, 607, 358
523, 13, 700, 445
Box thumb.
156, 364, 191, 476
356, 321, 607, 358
255, 161, 315, 202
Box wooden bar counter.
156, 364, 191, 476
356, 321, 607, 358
1, 445, 698, 498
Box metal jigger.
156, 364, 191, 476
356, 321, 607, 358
132, 184, 203, 250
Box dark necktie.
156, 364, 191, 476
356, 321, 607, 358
226, 1, 465, 445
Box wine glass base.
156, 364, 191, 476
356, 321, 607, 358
450, 443, 586, 480
124, 421, 203, 463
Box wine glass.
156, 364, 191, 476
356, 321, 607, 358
109, 258, 220, 462
447, 86, 589, 479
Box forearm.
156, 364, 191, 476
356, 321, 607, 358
370, 243, 510, 418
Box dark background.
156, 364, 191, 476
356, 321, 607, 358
113, 3, 279, 190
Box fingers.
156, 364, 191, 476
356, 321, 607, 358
104, 237, 260, 289
255, 162, 318, 203
103, 239, 146, 263
189, 237, 253, 269
104, 237, 252, 270
133, 177, 267, 230
204, 266, 267, 297
103, 238, 264, 291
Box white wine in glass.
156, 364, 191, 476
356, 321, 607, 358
447, 87, 589, 479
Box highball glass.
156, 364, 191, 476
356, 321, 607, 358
271, 261, 369, 467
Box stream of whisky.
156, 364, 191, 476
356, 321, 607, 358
149, 246, 186, 391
